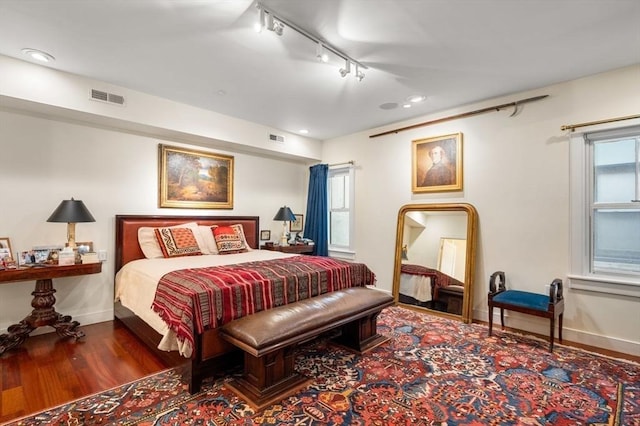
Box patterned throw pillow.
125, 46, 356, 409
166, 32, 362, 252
154, 227, 202, 258
212, 224, 248, 254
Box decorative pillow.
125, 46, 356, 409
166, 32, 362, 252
212, 224, 248, 254
154, 227, 202, 258
138, 222, 204, 258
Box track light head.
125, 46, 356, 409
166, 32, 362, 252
273, 20, 284, 36
339, 60, 351, 77
316, 43, 329, 63
254, 6, 265, 33
355, 64, 365, 81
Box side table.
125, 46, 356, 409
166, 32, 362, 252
0, 262, 102, 355
261, 244, 315, 254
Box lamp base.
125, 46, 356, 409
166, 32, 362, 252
280, 221, 289, 246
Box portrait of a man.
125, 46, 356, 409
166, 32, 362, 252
412, 133, 463, 193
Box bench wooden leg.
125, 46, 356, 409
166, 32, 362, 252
500, 308, 505, 329
488, 305, 494, 336
557, 314, 563, 348
333, 311, 389, 354
549, 317, 555, 352
226, 347, 311, 410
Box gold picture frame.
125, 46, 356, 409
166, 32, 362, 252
159, 144, 234, 209
412, 133, 463, 193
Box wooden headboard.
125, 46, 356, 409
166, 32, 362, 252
115, 215, 260, 273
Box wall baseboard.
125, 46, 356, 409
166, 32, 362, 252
479, 309, 639, 359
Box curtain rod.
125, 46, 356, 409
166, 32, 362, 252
328, 161, 354, 167
369, 95, 549, 138
560, 114, 640, 132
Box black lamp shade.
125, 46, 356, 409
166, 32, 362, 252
273, 206, 296, 222
47, 198, 95, 223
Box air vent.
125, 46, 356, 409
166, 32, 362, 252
269, 133, 285, 143
89, 89, 125, 106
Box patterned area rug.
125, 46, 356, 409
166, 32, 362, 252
7, 306, 639, 425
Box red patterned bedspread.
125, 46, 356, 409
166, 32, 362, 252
401, 264, 464, 289
152, 256, 376, 354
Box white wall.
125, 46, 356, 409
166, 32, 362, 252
323, 65, 640, 356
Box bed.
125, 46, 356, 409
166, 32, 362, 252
114, 214, 376, 392
399, 263, 464, 310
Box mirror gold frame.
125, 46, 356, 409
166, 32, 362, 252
392, 203, 478, 323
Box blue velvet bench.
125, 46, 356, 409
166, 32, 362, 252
488, 271, 564, 352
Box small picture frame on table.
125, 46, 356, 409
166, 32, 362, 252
0, 237, 16, 268
290, 214, 304, 232
0, 237, 13, 261
260, 230, 271, 241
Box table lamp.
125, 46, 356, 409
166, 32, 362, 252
273, 206, 295, 246
47, 198, 95, 249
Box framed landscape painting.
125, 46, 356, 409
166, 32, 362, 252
412, 133, 463, 193
159, 144, 234, 209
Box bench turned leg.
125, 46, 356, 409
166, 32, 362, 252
333, 311, 389, 354
226, 347, 311, 410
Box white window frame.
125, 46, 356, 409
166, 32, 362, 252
568, 122, 640, 297
328, 165, 355, 259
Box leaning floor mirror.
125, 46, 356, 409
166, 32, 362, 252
392, 203, 478, 323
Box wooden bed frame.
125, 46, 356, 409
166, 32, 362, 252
114, 214, 260, 392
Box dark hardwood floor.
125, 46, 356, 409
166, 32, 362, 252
1, 319, 638, 424
0, 320, 169, 424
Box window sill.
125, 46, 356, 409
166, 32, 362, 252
568, 274, 640, 298
329, 248, 356, 261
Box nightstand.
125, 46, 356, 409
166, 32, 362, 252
261, 244, 315, 254
0, 262, 102, 354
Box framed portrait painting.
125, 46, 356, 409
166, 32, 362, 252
159, 144, 234, 209
412, 133, 463, 193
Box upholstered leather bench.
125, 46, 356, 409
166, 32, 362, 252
488, 271, 564, 352
219, 287, 394, 409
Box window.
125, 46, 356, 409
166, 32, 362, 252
590, 132, 640, 274
328, 165, 355, 255
569, 124, 640, 296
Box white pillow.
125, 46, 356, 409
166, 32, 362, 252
198, 225, 219, 255
138, 222, 206, 258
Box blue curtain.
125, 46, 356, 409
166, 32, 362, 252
304, 164, 328, 256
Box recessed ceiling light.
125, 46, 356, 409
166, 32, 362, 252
21, 48, 55, 63
379, 102, 398, 110
407, 95, 426, 103
299, 129, 309, 134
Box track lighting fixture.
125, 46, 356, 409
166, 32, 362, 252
255, 2, 367, 81
339, 60, 351, 77
273, 20, 284, 36
254, 6, 265, 33
316, 42, 329, 63
355, 64, 365, 81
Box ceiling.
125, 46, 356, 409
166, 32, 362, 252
0, 0, 638, 140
